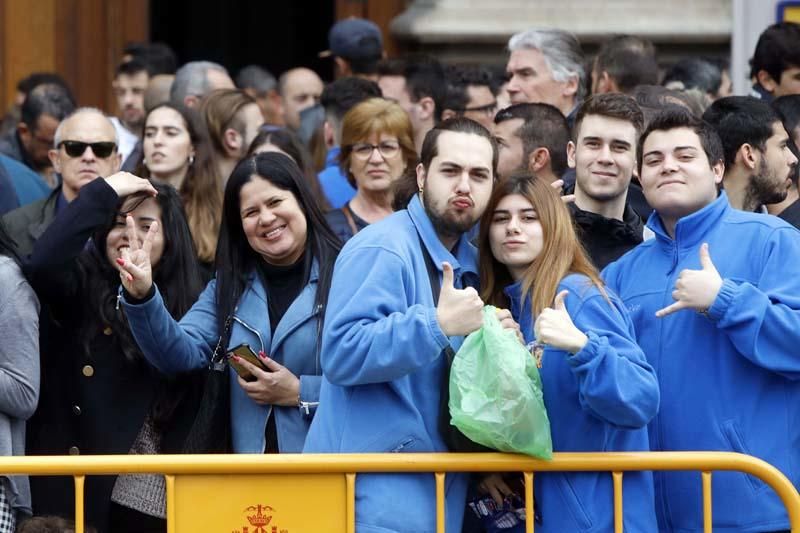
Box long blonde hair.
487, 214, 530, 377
479, 173, 605, 317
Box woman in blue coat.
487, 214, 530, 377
476, 173, 659, 533
118, 153, 341, 453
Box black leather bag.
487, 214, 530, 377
181, 316, 233, 453
418, 235, 490, 453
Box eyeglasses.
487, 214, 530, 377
351, 140, 400, 160
460, 101, 498, 116
58, 140, 117, 159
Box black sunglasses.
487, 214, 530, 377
58, 140, 117, 158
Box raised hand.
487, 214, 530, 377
533, 290, 588, 354
105, 171, 157, 198
436, 261, 484, 337
234, 352, 301, 406
115, 215, 158, 299
655, 243, 722, 318
550, 178, 575, 204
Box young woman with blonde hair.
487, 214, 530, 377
476, 173, 659, 533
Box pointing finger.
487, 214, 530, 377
655, 300, 687, 318
125, 215, 140, 252
141, 220, 159, 256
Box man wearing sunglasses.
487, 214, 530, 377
3, 108, 121, 257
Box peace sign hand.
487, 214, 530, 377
655, 243, 722, 318
533, 290, 588, 354
115, 214, 158, 299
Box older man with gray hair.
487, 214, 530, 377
3, 107, 121, 256
170, 60, 234, 109
506, 28, 586, 125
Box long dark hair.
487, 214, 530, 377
138, 102, 222, 263
215, 152, 341, 340
78, 182, 204, 363
247, 127, 330, 212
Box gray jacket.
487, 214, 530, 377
2, 187, 59, 258
0, 255, 40, 515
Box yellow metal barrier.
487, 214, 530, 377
6, 451, 800, 532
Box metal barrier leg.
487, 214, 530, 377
524, 472, 534, 533
166, 474, 175, 533
74, 475, 85, 533
612, 471, 623, 533
436, 472, 445, 533
346, 473, 356, 533
702, 471, 712, 533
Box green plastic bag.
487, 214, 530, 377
449, 306, 553, 459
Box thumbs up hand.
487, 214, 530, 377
655, 243, 723, 318
436, 262, 485, 337
533, 290, 588, 354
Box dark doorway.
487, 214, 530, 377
150, 1, 336, 81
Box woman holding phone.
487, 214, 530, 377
476, 173, 659, 533
25, 172, 204, 532
118, 152, 341, 454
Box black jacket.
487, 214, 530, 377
569, 201, 644, 270
25, 179, 201, 533
778, 198, 800, 230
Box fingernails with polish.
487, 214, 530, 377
116, 258, 125, 266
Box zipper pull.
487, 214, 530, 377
115, 293, 121, 311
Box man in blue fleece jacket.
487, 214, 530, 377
603, 108, 800, 533
304, 118, 505, 533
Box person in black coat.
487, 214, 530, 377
23, 172, 204, 533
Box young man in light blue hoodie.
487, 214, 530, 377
603, 109, 800, 532
304, 118, 510, 532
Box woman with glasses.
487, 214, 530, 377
325, 98, 417, 243
137, 103, 220, 273
25, 172, 204, 533
0, 221, 39, 531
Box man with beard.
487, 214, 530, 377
703, 96, 797, 212
111, 59, 149, 164
603, 107, 800, 533
568, 93, 648, 269
305, 118, 517, 533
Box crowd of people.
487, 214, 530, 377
0, 14, 798, 533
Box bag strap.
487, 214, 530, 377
210, 315, 233, 371
341, 204, 359, 237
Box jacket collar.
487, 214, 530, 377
569, 201, 644, 240
29, 186, 61, 240
236, 258, 321, 356
646, 191, 729, 251
407, 194, 478, 282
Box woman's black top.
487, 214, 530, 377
255, 254, 307, 453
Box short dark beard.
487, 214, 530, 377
743, 158, 788, 211
422, 194, 475, 247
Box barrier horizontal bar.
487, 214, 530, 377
0, 451, 791, 476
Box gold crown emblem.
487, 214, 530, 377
244, 505, 273, 529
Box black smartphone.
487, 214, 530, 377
227, 343, 269, 381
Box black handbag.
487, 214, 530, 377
418, 235, 490, 453
181, 316, 233, 453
